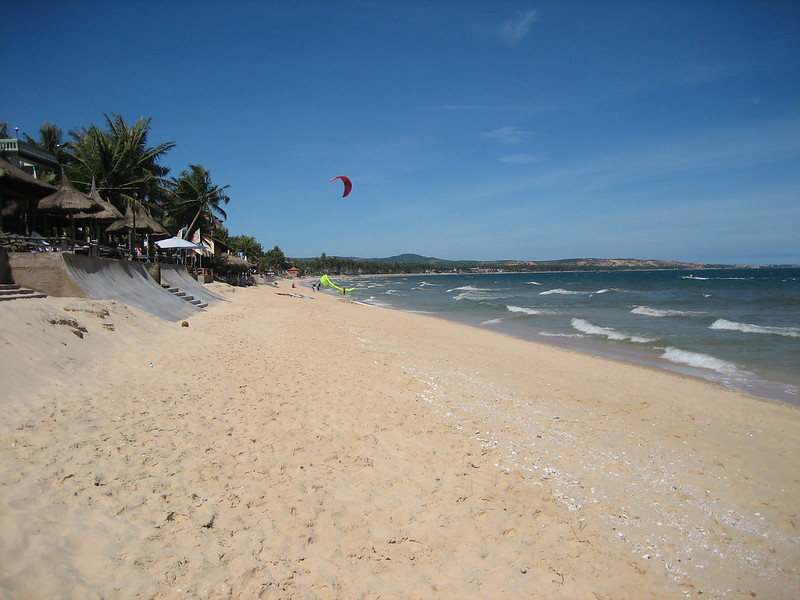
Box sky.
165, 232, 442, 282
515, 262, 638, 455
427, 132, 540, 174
3, 0, 799, 264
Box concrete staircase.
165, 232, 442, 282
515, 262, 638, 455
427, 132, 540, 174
0, 283, 48, 301
161, 284, 208, 309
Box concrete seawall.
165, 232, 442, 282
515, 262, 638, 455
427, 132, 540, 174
8, 253, 201, 321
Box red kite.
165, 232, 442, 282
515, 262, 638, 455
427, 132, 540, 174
330, 175, 352, 197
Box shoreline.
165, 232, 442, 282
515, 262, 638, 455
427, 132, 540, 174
2, 280, 799, 598
318, 273, 800, 407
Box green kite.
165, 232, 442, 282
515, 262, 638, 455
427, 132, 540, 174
320, 274, 355, 295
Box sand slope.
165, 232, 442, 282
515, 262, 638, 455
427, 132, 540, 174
1, 280, 798, 599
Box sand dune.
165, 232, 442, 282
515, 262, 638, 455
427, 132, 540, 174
1, 279, 798, 599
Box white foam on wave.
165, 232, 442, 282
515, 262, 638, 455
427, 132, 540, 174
632, 305, 707, 318
540, 288, 586, 296
539, 331, 581, 338
481, 318, 503, 326
506, 305, 544, 316
661, 347, 739, 375
570, 318, 654, 344
451, 286, 507, 302
710, 319, 800, 338
526, 281, 543, 286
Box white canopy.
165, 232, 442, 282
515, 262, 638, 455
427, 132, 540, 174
155, 236, 206, 250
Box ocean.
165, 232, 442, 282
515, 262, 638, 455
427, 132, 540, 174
320, 268, 800, 406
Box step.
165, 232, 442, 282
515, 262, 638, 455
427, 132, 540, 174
0, 285, 47, 301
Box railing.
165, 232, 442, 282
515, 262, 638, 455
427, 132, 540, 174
0, 138, 60, 168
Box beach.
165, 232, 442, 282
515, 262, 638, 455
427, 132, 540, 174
1, 279, 798, 599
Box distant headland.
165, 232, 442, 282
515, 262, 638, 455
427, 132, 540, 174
290, 253, 797, 275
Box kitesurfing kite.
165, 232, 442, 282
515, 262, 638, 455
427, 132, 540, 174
320, 274, 355, 295
330, 175, 352, 197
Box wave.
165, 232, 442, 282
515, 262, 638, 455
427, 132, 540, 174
447, 285, 488, 292
540, 288, 587, 296
570, 318, 655, 343
661, 347, 739, 375
631, 305, 707, 318
526, 281, 543, 286
539, 331, 582, 338
710, 319, 800, 338
506, 305, 545, 316
684, 275, 753, 281
481, 318, 503, 326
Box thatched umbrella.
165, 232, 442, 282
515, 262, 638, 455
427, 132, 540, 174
37, 170, 103, 241
106, 205, 168, 235
71, 179, 124, 245
0, 158, 56, 234
220, 252, 251, 273
106, 204, 169, 257
73, 179, 123, 222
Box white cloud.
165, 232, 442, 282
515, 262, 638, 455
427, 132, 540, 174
499, 10, 537, 46
481, 125, 532, 144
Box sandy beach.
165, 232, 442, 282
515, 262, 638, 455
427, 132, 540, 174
1, 279, 798, 599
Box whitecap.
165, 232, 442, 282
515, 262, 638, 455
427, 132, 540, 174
710, 319, 800, 338
539, 331, 581, 338
540, 288, 586, 296
481, 318, 503, 326
447, 285, 488, 293
661, 347, 739, 375
570, 318, 654, 344
631, 306, 707, 318
506, 305, 543, 316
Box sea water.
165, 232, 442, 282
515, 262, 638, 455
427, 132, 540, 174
324, 268, 800, 405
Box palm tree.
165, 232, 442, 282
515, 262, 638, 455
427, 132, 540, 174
67, 113, 175, 213
18, 122, 69, 183
264, 245, 289, 272
228, 235, 264, 262
166, 164, 230, 238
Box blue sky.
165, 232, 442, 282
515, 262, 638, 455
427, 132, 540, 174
3, 1, 799, 264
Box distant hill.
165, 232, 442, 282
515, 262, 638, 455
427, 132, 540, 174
357, 254, 708, 270
360, 253, 459, 265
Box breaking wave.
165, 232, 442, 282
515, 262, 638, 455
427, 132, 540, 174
506, 305, 545, 316
540, 288, 586, 296
570, 318, 654, 343
631, 306, 707, 318
661, 347, 740, 375
710, 319, 800, 338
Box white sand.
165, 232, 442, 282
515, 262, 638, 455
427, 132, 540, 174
1, 279, 798, 599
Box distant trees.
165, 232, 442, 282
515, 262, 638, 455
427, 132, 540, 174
263, 246, 289, 273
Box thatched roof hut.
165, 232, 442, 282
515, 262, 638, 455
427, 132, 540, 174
0, 158, 57, 199
106, 205, 168, 235
37, 170, 102, 216
72, 179, 124, 222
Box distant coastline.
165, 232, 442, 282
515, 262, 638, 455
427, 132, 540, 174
290, 253, 798, 275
